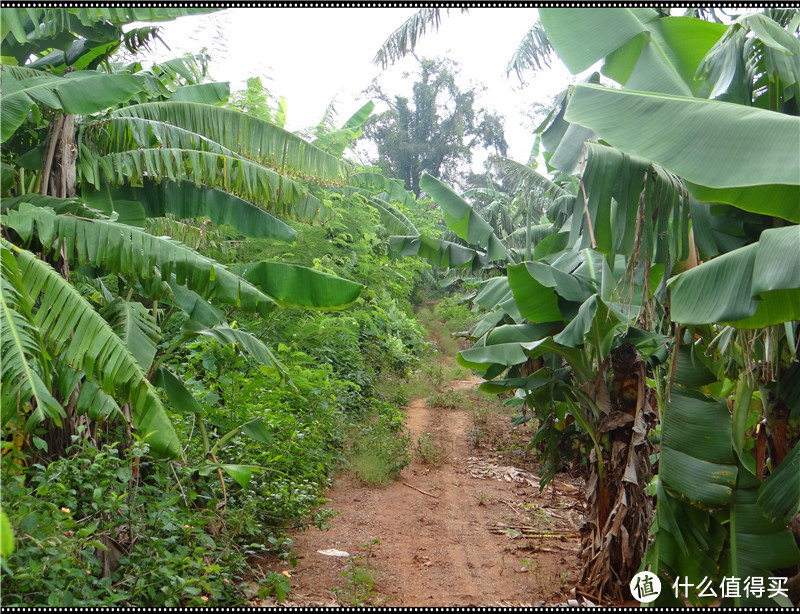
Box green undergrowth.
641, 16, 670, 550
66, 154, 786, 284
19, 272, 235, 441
1, 190, 476, 606
1, 194, 438, 607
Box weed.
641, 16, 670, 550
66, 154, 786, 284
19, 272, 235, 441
472, 406, 490, 428
348, 414, 411, 486
444, 363, 471, 381
260, 571, 292, 604
331, 539, 383, 606
414, 432, 448, 467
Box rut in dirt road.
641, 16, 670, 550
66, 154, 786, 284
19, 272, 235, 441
255, 376, 586, 607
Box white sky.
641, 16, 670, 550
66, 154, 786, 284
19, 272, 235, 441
149, 8, 582, 164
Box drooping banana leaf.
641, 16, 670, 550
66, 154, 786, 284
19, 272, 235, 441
565, 85, 800, 221
166, 280, 225, 332
729, 473, 800, 606
757, 441, 800, 526
473, 277, 513, 311
230, 261, 363, 311
0, 248, 65, 431
540, 9, 727, 96
577, 143, 690, 263
506, 262, 562, 323
83, 179, 297, 242
457, 342, 530, 373
536, 81, 598, 175
337, 187, 418, 235
389, 235, 490, 272
669, 226, 800, 328
484, 323, 558, 345
2, 193, 102, 219
660, 387, 737, 508
100, 298, 160, 371
195, 324, 285, 377
347, 171, 419, 211
698, 13, 800, 106
553, 295, 624, 358
646, 479, 728, 606
168, 82, 229, 105
0, 67, 149, 142
419, 173, 509, 263
110, 102, 350, 186
78, 147, 332, 226
312, 101, 375, 157
152, 367, 206, 415
2, 7, 218, 44
459, 336, 592, 382
4, 203, 277, 317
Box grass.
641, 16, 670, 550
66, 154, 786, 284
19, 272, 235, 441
426, 388, 468, 409
347, 413, 411, 486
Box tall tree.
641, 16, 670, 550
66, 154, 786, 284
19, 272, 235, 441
361, 56, 507, 197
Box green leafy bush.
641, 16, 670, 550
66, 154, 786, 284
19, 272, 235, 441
433, 295, 476, 333
1, 440, 252, 606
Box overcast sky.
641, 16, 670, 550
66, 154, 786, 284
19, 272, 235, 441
149, 8, 581, 164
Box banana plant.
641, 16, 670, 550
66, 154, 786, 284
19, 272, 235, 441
0, 11, 377, 464
374, 4, 800, 603
537, 7, 800, 604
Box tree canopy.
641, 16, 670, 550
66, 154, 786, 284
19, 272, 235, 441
361, 56, 508, 197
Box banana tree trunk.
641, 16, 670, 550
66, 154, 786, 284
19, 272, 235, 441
579, 343, 657, 603
38, 113, 92, 458
40, 113, 77, 199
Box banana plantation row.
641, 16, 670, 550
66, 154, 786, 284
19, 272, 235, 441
1, 6, 798, 607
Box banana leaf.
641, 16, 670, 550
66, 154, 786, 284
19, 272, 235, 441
230, 261, 363, 310
565, 85, 800, 221
669, 226, 800, 328
419, 173, 509, 262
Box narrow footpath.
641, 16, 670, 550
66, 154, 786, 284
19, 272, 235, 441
255, 375, 586, 606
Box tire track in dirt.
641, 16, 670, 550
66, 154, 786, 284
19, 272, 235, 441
254, 376, 584, 607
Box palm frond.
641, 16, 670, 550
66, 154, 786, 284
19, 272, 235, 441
490, 155, 570, 201
373, 8, 468, 69
506, 20, 555, 84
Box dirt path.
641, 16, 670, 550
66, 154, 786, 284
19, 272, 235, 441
254, 374, 586, 607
